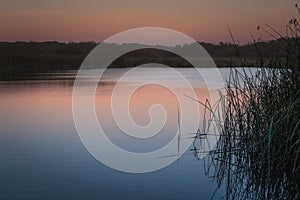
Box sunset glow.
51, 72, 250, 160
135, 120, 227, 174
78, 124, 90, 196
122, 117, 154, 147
0, 0, 298, 43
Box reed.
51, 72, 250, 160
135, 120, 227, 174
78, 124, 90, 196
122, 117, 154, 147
192, 4, 300, 200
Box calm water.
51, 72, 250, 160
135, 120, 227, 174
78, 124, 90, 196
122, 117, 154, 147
0, 68, 232, 199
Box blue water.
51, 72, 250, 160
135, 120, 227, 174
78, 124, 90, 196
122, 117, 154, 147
0, 68, 229, 199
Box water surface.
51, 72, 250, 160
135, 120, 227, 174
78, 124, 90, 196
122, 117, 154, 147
0, 68, 229, 199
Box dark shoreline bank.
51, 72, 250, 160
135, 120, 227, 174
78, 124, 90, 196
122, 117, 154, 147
0, 39, 295, 80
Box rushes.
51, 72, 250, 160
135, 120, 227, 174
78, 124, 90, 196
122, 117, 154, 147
219, 67, 298, 200
193, 67, 300, 199
192, 5, 300, 200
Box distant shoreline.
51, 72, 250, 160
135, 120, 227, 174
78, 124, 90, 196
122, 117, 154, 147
0, 38, 294, 80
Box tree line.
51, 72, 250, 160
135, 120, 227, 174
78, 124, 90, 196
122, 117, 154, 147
0, 39, 293, 78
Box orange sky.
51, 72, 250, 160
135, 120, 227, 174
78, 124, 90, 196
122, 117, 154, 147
0, 0, 299, 44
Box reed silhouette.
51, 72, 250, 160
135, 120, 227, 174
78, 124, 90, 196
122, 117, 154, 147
192, 5, 300, 199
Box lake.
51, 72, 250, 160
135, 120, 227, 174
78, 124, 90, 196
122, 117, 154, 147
0, 67, 236, 199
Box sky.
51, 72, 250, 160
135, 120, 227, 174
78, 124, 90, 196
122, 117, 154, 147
0, 0, 299, 44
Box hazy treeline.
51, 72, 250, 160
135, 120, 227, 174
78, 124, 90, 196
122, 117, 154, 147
0, 39, 291, 78
0, 42, 96, 74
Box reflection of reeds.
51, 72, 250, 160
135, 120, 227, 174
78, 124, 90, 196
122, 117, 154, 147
192, 5, 300, 200
177, 106, 181, 160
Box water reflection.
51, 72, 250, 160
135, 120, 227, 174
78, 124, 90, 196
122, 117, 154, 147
0, 68, 226, 199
